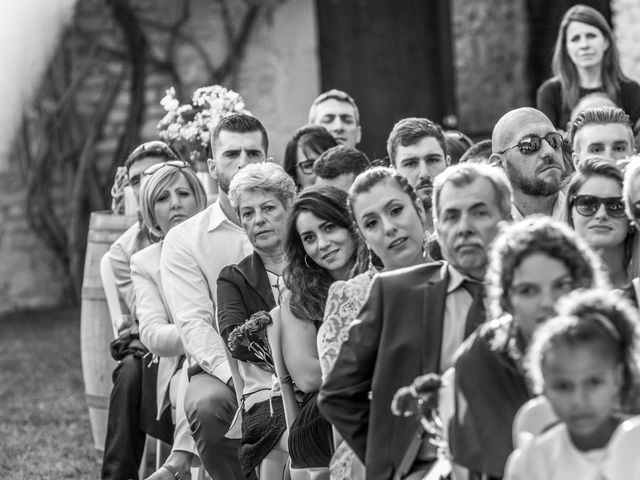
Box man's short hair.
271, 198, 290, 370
308, 89, 360, 125
313, 145, 371, 180
386, 117, 447, 166
568, 106, 633, 146
432, 163, 512, 223
210, 113, 269, 155
459, 139, 492, 164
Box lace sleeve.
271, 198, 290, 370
317, 273, 373, 382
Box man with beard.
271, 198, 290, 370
161, 114, 269, 479
491, 107, 566, 220
387, 117, 450, 234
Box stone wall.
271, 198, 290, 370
451, 0, 530, 137
0, 0, 319, 316
612, 0, 640, 84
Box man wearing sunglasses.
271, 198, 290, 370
491, 107, 566, 221
569, 106, 636, 166
161, 113, 270, 479
103, 141, 180, 480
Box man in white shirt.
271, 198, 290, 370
490, 107, 567, 221
161, 114, 269, 479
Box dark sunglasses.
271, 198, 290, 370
143, 159, 191, 177
571, 195, 627, 218
297, 159, 316, 175
497, 132, 563, 155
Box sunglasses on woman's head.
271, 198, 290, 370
571, 195, 627, 218
497, 132, 563, 155
143, 159, 191, 177
128, 141, 180, 163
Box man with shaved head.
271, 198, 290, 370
490, 107, 566, 220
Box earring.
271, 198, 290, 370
304, 254, 313, 269
422, 234, 430, 262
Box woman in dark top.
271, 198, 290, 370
536, 5, 640, 132
217, 162, 297, 478
450, 217, 608, 479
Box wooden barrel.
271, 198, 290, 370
80, 211, 137, 452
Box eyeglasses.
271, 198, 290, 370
571, 195, 627, 218
297, 159, 316, 175
143, 159, 191, 177
126, 141, 180, 165
497, 133, 563, 155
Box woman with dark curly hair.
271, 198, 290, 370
269, 185, 362, 470
448, 216, 609, 479
536, 4, 640, 132
283, 124, 338, 190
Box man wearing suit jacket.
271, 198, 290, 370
319, 163, 513, 480
161, 114, 269, 479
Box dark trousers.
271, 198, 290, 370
184, 371, 254, 480
101, 354, 173, 480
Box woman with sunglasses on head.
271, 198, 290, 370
102, 141, 182, 480
317, 167, 429, 479
537, 4, 640, 133
268, 185, 363, 471
130, 161, 208, 480
565, 157, 635, 288
283, 124, 338, 190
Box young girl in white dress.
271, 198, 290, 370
505, 288, 640, 479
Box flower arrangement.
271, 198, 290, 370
156, 85, 252, 164
227, 310, 275, 374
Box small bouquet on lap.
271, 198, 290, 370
227, 310, 276, 375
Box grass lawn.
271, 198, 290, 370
0, 307, 101, 479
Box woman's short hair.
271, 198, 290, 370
139, 164, 207, 238
283, 124, 337, 187
228, 162, 297, 213
551, 5, 626, 111
486, 216, 607, 319
283, 185, 361, 324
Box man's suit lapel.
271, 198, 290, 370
422, 268, 449, 374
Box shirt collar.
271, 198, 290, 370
207, 200, 241, 232
445, 264, 480, 294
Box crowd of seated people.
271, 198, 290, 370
100, 6, 640, 479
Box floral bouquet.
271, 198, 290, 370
156, 85, 252, 165
228, 310, 275, 375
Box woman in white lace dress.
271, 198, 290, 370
317, 167, 430, 479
